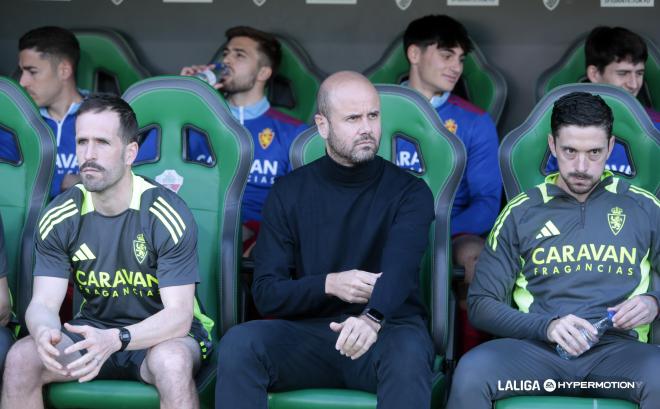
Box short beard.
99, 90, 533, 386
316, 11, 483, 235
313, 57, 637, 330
79, 149, 126, 193
327, 128, 378, 166
221, 68, 259, 95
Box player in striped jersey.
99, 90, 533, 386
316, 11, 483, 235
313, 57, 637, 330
1, 94, 211, 409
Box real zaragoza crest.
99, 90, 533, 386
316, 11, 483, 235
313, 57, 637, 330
133, 233, 147, 264
259, 128, 274, 149
444, 119, 458, 134
607, 207, 626, 236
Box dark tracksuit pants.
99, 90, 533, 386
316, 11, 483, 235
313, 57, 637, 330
215, 315, 434, 409
447, 335, 660, 409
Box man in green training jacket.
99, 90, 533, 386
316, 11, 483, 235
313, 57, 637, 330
447, 91, 660, 409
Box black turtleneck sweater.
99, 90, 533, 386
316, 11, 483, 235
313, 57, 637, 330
252, 154, 434, 320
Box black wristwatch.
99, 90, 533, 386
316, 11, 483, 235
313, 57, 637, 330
362, 308, 385, 327
118, 327, 131, 352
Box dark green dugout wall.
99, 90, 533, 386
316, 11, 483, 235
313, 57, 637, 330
2, 0, 658, 135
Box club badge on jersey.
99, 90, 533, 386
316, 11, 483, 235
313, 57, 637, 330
259, 128, 274, 149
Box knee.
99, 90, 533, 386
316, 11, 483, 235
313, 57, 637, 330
635, 355, 660, 400
146, 340, 195, 381
377, 329, 433, 378
3, 337, 41, 387
217, 323, 265, 371
451, 344, 499, 394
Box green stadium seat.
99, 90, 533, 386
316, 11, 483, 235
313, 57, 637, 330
73, 29, 151, 95
495, 396, 638, 409
364, 35, 507, 125
210, 34, 325, 123
261, 84, 466, 409
0, 76, 55, 331
46, 76, 253, 409
496, 83, 660, 409
500, 83, 660, 199
536, 32, 660, 112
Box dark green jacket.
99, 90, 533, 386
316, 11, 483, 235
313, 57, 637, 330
469, 171, 660, 342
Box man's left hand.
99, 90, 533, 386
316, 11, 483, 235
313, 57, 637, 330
63, 323, 121, 382
329, 316, 379, 360
609, 295, 659, 330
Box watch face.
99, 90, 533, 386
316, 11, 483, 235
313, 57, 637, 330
120, 328, 131, 342
368, 308, 384, 321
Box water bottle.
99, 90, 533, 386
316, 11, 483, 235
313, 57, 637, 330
193, 63, 229, 86
556, 311, 615, 360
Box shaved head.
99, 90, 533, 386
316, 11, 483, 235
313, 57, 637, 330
317, 71, 377, 117
314, 71, 381, 167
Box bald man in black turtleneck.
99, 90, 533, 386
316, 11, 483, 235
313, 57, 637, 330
215, 71, 435, 409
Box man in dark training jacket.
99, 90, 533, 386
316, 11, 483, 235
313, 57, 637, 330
215, 71, 435, 409
446, 92, 660, 408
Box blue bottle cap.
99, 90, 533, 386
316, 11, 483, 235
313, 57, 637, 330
607, 310, 616, 320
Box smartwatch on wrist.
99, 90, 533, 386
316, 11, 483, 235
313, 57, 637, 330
362, 308, 385, 327
118, 327, 131, 352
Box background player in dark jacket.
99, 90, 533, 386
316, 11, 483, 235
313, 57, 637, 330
447, 92, 660, 409
215, 72, 435, 409
1, 95, 209, 409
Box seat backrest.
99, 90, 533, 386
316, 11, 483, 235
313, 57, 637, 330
209, 34, 325, 123
290, 84, 466, 355
500, 83, 660, 200
74, 29, 150, 95
122, 76, 252, 338
364, 35, 508, 125
0, 77, 55, 325
536, 32, 660, 112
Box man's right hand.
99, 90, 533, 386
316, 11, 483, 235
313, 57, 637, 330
180, 64, 225, 90
325, 270, 382, 304
35, 327, 67, 376
546, 314, 597, 357
179, 64, 213, 76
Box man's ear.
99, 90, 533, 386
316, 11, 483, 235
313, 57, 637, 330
586, 65, 601, 84
125, 141, 139, 166
606, 135, 615, 159
57, 59, 74, 81
406, 44, 421, 65
257, 65, 273, 83
548, 133, 557, 157
315, 114, 329, 141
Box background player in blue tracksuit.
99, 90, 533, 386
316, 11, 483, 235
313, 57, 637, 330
7, 27, 88, 199
401, 15, 502, 354
546, 26, 660, 176
138, 26, 306, 254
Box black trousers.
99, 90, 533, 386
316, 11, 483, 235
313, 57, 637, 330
215, 315, 434, 409
446, 335, 660, 409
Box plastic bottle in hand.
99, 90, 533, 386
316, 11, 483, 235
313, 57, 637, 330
194, 63, 229, 86
556, 311, 615, 360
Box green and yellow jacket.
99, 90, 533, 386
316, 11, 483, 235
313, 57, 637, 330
469, 171, 660, 342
